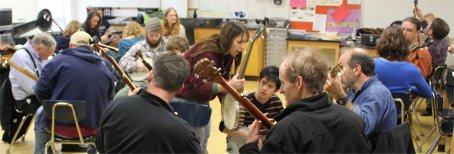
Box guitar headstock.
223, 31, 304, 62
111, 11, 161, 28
0, 55, 9, 68
330, 62, 344, 78
250, 24, 265, 42
136, 50, 144, 59
194, 58, 222, 83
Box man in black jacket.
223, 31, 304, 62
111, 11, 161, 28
239, 48, 371, 153
96, 53, 201, 153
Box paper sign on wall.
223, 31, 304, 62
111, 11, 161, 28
330, 4, 350, 23
290, 0, 307, 8
316, 0, 342, 6
313, 14, 327, 33
326, 9, 361, 34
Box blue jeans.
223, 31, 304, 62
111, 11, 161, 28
33, 107, 96, 154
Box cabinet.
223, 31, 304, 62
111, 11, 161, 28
194, 28, 264, 77
287, 40, 340, 67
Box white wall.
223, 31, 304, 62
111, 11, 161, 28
0, 0, 38, 22
2, 0, 454, 37
188, 0, 289, 19
362, 0, 454, 38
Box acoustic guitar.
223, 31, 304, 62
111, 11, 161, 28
194, 58, 273, 128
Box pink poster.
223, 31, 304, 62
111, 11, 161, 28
290, 0, 307, 8
326, 9, 361, 34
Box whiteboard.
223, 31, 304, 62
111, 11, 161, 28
362, 0, 454, 38
161, 0, 188, 18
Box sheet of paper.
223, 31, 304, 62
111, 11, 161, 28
313, 14, 327, 33
290, 0, 307, 8
347, 0, 362, 5
316, 0, 343, 6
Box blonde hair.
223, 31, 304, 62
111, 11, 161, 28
162, 7, 181, 37
63, 20, 81, 37
122, 21, 145, 38
166, 35, 189, 53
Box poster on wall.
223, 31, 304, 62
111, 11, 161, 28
289, 1, 316, 22
316, 0, 342, 6
326, 9, 361, 34
347, 0, 361, 5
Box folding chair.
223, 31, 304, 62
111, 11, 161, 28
170, 101, 212, 127
5, 113, 34, 154
426, 88, 453, 153
42, 100, 96, 154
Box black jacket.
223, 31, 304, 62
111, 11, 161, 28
240, 93, 371, 153
96, 90, 202, 153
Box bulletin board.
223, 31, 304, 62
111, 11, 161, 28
290, 0, 361, 34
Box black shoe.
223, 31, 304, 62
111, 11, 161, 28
61, 144, 88, 152
420, 108, 432, 116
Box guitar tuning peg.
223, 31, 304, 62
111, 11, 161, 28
217, 68, 221, 72
195, 74, 200, 79
203, 79, 208, 83
211, 60, 215, 64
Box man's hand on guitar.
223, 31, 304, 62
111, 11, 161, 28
228, 74, 245, 91
324, 74, 346, 100
136, 59, 149, 72
128, 85, 141, 96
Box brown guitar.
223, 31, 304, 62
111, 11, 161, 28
0, 55, 38, 80
91, 37, 135, 90
194, 58, 273, 128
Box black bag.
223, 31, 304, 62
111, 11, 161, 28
0, 77, 34, 143
15, 95, 41, 114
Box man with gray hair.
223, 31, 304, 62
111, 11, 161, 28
325, 47, 396, 136
9, 32, 55, 113
240, 48, 371, 153
96, 53, 201, 153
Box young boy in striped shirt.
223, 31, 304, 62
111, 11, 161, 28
219, 66, 284, 153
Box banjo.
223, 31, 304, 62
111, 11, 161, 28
194, 58, 273, 128
130, 50, 153, 81
222, 24, 266, 131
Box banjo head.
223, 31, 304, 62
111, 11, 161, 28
222, 94, 245, 131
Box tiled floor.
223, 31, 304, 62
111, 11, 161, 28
0, 81, 451, 153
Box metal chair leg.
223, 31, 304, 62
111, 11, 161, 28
427, 135, 442, 154
6, 114, 33, 153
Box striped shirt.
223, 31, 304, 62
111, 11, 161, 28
243, 92, 283, 126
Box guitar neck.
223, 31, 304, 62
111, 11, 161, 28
7, 61, 38, 80
216, 76, 273, 128
237, 40, 256, 79
98, 48, 135, 90
136, 51, 153, 71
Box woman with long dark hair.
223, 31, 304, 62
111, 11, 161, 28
175, 21, 248, 153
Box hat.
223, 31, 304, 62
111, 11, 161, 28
145, 18, 162, 33
70, 31, 91, 46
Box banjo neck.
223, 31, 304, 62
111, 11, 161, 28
0, 55, 38, 81
237, 38, 256, 79
91, 37, 136, 90
135, 50, 153, 71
